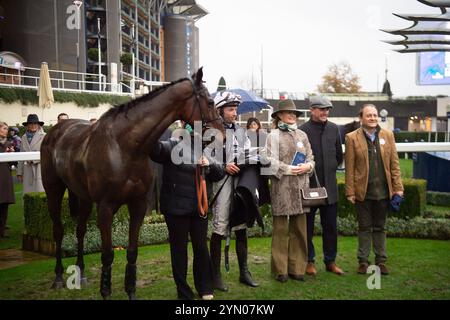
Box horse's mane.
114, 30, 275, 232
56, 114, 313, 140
102, 77, 190, 119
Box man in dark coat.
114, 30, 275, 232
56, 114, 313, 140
299, 96, 344, 276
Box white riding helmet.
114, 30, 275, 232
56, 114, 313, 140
213, 91, 242, 109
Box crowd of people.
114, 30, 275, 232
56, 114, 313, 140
0, 95, 404, 300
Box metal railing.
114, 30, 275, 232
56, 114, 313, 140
0, 66, 168, 96
2, 143, 450, 163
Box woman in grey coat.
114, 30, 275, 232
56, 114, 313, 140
17, 114, 46, 194
265, 99, 315, 282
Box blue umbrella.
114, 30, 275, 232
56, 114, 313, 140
212, 88, 269, 115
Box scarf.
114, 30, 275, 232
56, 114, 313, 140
278, 121, 297, 132
26, 131, 36, 144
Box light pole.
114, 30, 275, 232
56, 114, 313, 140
73, 0, 83, 89
97, 17, 102, 91
131, 23, 135, 98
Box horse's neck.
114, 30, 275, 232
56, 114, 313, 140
120, 92, 185, 154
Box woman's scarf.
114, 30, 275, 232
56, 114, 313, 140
277, 121, 297, 132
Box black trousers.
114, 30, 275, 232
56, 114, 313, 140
164, 213, 213, 299
306, 203, 338, 265
0, 203, 9, 237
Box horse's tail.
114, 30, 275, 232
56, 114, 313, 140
68, 189, 79, 219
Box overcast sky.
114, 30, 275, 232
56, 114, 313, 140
196, 0, 450, 98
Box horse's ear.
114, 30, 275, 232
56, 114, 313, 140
194, 67, 204, 86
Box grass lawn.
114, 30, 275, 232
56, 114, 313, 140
0, 236, 449, 300
0, 182, 25, 250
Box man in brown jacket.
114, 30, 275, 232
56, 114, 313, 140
345, 104, 403, 275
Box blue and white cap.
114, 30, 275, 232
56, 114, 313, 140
213, 91, 242, 109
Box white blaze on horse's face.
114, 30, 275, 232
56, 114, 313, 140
310, 107, 330, 123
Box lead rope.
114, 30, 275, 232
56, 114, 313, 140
195, 166, 209, 218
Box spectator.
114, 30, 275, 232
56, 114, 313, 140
345, 104, 404, 275
57, 113, 69, 123
0, 122, 15, 238
300, 96, 344, 276
265, 99, 314, 282
17, 114, 46, 194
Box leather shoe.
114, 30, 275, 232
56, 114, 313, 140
288, 274, 304, 281
275, 274, 288, 283
377, 263, 389, 275
306, 262, 317, 276
357, 262, 369, 274
326, 262, 344, 275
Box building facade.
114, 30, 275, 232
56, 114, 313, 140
0, 0, 207, 90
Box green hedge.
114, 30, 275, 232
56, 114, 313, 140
336, 178, 427, 219
394, 131, 447, 143
427, 191, 450, 207
58, 214, 450, 256
0, 88, 131, 108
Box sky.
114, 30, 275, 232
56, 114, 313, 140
195, 0, 450, 98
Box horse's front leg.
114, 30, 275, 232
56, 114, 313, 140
125, 198, 147, 300
97, 201, 119, 300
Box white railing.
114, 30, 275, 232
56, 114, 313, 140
0, 66, 168, 96
1, 143, 450, 163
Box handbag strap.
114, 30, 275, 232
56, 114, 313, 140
312, 168, 322, 188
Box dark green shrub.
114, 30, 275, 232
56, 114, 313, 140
336, 178, 427, 219
0, 87, 131, 108
427, 191, 450, 207
120, 52, 133, 66
87, 48, 99, 61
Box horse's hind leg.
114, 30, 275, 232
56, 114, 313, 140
97, 201, 119, 299
125, 199, 147, 300
47, 185, 66, 289
76, 200, 93, 286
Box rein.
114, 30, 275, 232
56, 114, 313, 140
185, 78, 221, 218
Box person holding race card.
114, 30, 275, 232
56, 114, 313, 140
264, 99, 315, 283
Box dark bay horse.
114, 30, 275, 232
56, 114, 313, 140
338, 120, 360, 142
40, 68, 224, 299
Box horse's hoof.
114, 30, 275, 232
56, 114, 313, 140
128, 292, 137, 300
51, 281, 65, 289
102, 293, 111, 300
80, 277, 88, 286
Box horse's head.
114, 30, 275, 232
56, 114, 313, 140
180, 68, 225, 137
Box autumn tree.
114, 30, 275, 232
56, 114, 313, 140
317, 62, 361, 93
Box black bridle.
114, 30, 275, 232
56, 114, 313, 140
185, 78, 221, 130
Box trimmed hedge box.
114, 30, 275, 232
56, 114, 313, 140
336, 178, 427, 219
427, 191, 450, 207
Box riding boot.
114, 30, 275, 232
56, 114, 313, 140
210, 233, 228, 292
235, 229, 259, 287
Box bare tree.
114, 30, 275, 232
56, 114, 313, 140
317, 62, 361, 93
